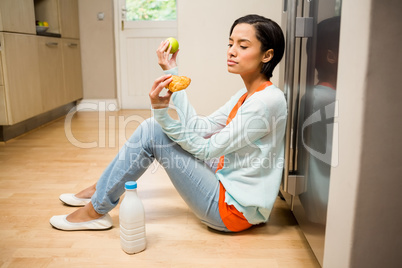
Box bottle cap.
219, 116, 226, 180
125, 181, 137, 190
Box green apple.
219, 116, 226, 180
165, 37, 179, 54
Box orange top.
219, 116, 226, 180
318, 82, 336, 90
217, 81, 272, 232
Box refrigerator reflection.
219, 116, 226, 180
300, 16, 340, 225
280, 1, 342, 266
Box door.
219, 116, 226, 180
115, 0, 177, 109
281, 0, 342, 265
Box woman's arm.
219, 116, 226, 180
155, 41, 232, 138
161, 66, 234, 138
171, 90, 238, 139
153, 95, 273, 160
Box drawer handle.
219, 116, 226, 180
46, 42, 59, 46
68, 43, 78, 47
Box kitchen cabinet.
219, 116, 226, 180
34, 0, 80, 38
0, 0, 82, 130
0, 33, 42, 125
37, 36, 64, 112
62, 39, 83, 102
37, 37, 83, 113
0, 0, 36, 34
58, 0, 80, 39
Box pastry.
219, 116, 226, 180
166, 75, 191, 92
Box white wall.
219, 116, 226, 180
324, 0, 402, 267
78, 0, 116, 99
177, 0, 283, 115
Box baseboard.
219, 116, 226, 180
0, 102, 76, 141
76, 99, 120, 112
0, 99, 120, 141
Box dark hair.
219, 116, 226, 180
314, 16, 341, 79
316, 16, 341, 55
230, 14, 285, 79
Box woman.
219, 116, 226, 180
50, 14, 287, 232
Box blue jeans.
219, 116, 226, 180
91, 118, 229, 232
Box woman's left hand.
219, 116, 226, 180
156, 40, 179, 71
149, 74, 173, 109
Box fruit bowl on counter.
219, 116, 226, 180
36, 26, 49, 33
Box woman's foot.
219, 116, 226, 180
75, 183, 96, 199
59, 183, 96, 206
66, 202, 103, 222
50, 203, 113, 231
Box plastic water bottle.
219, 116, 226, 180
119, 181, 146, 254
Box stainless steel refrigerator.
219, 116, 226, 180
280, 0, 342, 266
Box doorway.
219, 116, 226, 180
114, 0, 177, 109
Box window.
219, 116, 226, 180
126, 0, 176, 21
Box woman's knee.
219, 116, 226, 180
140, 117, 164, 139
142, 117, 160, 129
123, 118, 154, 148
126, 117, 166, 146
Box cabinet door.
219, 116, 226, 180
0, 47, 6, 124
0, 0, 36, 34
59, 0, 80, 39
62, 39, 83, 102
37, 37, 64, 112
0, 86, 7, 125
1, 33, 42, 125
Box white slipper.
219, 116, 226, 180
59, 193, 91, 207
50, 213, 113, 231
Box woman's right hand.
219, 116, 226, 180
149, 74, 173, 109
156, 39, 179, 71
